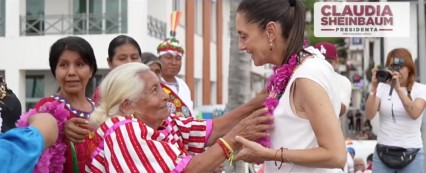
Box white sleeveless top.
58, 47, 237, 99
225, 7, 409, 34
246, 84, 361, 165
264, 47, 343, 173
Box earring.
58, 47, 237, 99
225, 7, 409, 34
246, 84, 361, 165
269, 40, 273, 51
130, 113, 135, 118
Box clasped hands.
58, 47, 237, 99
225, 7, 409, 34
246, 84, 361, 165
228, 107, 275, 164
65, 117, 90, 143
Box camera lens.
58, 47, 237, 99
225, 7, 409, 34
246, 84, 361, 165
376, 69, 392, 82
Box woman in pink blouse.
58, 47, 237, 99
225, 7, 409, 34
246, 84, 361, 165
86, 63, 271, 172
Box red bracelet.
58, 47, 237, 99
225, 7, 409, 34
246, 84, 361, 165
217, 139, 230, 159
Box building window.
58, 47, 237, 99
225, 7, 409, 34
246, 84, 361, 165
85, 75, 103, 97
194, 0, 202, 35
25, 0, 45, 35
73, 0, 102, 34
211, 0, 217, 42
0, 0, 5, 36
105, 0, 128, 33
25, 75, 44, 110
73, 0, 127, 34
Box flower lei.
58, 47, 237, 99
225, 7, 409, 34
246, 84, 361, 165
16, 101, 69, 173
258, 41, 308, 148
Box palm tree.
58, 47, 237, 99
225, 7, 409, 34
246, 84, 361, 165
225, 0, 251, 172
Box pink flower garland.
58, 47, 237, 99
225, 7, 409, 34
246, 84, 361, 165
258, 41, 308, 148
16, 101, 69, 173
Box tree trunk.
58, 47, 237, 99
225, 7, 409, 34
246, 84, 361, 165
225, 0, 251, 172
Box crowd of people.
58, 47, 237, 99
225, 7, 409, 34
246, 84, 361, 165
0, 0, 425, 172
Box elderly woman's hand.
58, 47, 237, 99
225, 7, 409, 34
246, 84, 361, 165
65, 118, 90, 143
234, 136, 270, 163
226, 108, 273, 148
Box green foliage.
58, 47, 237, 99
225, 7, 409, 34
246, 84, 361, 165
304, 0, 316, 11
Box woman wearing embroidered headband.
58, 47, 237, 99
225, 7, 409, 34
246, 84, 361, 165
365, 48, 425, 173
17, 36, 98, 173
85, 63, 272, 172
233, 0, 346, 172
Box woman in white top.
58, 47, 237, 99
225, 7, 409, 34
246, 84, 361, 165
233, 0, 347, 172
365, 48, 426, 173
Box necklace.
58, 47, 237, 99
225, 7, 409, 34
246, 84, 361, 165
264, 53, 300, 115
52, 94, 95, 118
258, 42, 309, 148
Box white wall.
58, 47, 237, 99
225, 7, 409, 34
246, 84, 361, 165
384, 2, 418, 61
147, 0, 171, 26
5, 0, 20, 37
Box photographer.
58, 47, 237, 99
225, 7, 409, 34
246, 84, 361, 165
365, 48, 426, 172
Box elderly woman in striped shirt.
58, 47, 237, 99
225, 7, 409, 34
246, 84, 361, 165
86, 63, 271, 173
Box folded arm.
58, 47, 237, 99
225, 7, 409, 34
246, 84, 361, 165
397, 89, 426, 119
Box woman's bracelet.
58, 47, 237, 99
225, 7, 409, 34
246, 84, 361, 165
217, 138, 235, 165
219, 138, 234, 154
370, 90, 377, 96
282, 148, 295, 165
274, 147, 285, 169
217, 139, 230, 159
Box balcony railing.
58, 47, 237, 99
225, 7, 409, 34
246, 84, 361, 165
20, 14, 126, 36
147, 15, 167, 40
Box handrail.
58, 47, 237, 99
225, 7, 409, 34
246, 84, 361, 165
20, 13, 126, 36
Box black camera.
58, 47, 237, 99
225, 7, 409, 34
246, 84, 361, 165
376, 57, 405, 82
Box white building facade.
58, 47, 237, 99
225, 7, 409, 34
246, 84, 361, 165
0, 0, 270, 112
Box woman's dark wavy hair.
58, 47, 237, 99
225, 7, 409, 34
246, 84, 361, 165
237, 0, 306, 64
49, 36, 98, 77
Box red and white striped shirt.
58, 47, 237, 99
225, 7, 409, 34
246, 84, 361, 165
86, 115, 213, 173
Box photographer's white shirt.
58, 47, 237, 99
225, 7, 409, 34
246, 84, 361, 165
376, 82, 426, 148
